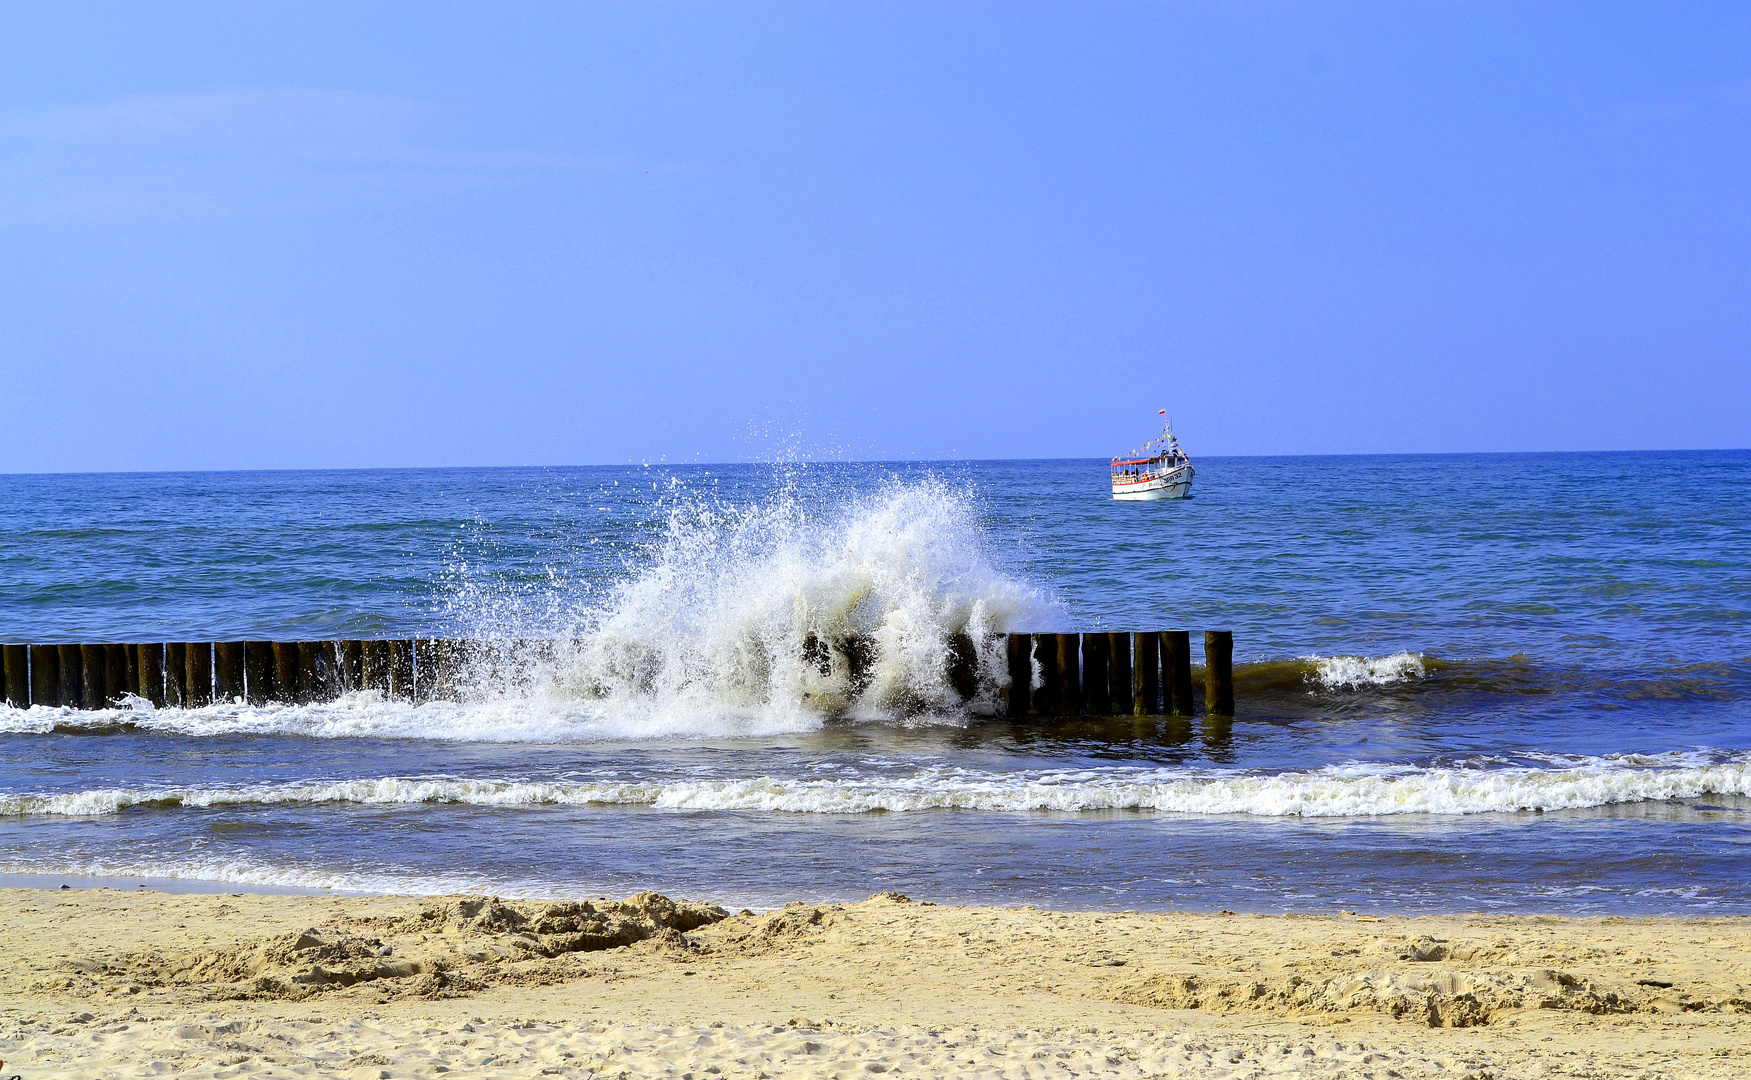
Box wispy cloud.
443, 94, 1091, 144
0, 88, 667, 226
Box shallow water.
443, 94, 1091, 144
1, 453, 1748, 912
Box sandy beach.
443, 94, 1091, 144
0, 887, 1743, 1079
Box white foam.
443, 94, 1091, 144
1310, 652, 1427, 689
0, 689, 967, 744
0, 851, 507, 897
441, 476, 1052, 733
7, 752, 1746, 819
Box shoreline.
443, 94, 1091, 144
6, 871, 1749, 920
1, 887, 1747, 1078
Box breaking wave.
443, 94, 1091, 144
7, 752, 1747, 819
1309, 652, 1428, 689
443, 476, 1048, 728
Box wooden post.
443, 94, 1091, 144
1133, 632, 1159, 715
120, 643, 141, 704
57, 644, 83, 708
294, 642, 318, 700
185, 643, 212, 707
802, 632, 829, 677
1164, 630, 1194, 717
1108, 632, 1132, 716
386, 639, 412, 699
1034, 634, 1060, 716
339, 640, 364, 694
834, 635, 873, 698
362, 640, 390, 692
244, 641, 275, 704
32, 645, 60, 706
433, 639, 467, 701
416, 639, 466, 702
80, 644, 106, 710
1204, 630, 1234, 717
947, 632, 978, 702
272, 641, 301, 703
413, 639, 440, 702
165, 642, 187, 707
388, 640, 414, 699
137, 643, 165, 706
3, 644, 27, 707
1082, 633, 1110, 716
215, 642, 244, 702
1005, 633, 1031, 720
1056, 632, 1080, 716
104, 644, 131, 705
298, 641, 334, 701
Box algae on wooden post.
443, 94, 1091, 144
1004, 633, 1031, 721
215, 642, 245, 702
1108, 632, 1132, 716
1164, 630, 1194, 717
1082, 632, 1110, 716
2, 644, 28, 707
185, 643, 214, 707
1132, 632, 1159, 716
31, 645, 59, 707
1204, 630, 1234, 717
137, 643, 165, 706
1056, 632, 1080, 716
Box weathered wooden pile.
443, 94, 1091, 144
0, 631, 1235, 717
0, 640, 456, 709
1000, 631, 1233, 719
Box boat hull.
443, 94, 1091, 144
1112, 465, 1194, 501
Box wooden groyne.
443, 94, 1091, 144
1001, 631, 1233, 720
0, 632, 1237, 717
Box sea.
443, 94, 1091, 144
1, 452, 1748, 915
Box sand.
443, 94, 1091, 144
1, 887, 1747, 1078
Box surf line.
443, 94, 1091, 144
0, 632, 1238, 720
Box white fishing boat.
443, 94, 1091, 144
1110, 411, 1194, 500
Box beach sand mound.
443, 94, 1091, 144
1101, 925, 1751, 1027
1108, 965, 1640, 1027
85, 892, 728, 1002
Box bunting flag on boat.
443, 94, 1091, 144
1110, 410, 1188, 464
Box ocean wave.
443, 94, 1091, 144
1308, 652, 1428, 689
443, 477, 1050, 721
6, 753, 1747, 819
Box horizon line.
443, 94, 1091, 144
2, 446, 1748, 479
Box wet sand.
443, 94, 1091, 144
1, 886, 1747, 1078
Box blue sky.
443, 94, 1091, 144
2, 2, 1747, 471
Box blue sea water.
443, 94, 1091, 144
1, 452, 1748, 913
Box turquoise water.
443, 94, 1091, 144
1, 452, 1748, 912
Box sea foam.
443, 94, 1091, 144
1309, 652, 1428, 689
444, 476, 1049, 728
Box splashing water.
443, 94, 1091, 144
1311, 652, 1428, 690
439, 476, 1052, 735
